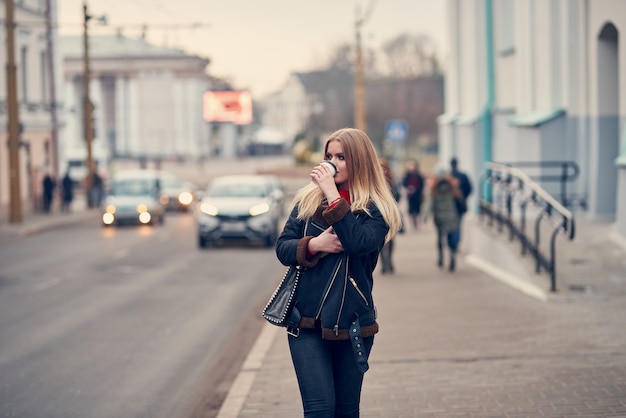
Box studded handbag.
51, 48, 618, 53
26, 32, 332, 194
262, 264, 303, 327
262, 220, 309, 327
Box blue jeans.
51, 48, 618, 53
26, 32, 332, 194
288, 328, 374, 417
438, 229, 460, 252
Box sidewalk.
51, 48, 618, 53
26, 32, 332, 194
0, 194, 98, 246
218, 217, 626, 417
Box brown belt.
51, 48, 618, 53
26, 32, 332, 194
297, 317, 379, 340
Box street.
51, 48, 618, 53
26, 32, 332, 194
0, 206, 285, 418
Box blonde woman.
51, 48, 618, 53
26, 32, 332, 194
275, 128, 401, 417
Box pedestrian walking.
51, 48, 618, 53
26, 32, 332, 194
275, 128, 402, 417
426, 166, 463, 272
401, 159, 425, 230
450, 157, 473, 244
90, 171, 104, 207
61, 171, 74, 212
42, 172, 56, 213
379, 157, 401, 274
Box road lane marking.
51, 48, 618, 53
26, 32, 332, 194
33, 277, 60, 291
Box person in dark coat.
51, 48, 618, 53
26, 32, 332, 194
450, 157, 473, 245
61, 172, 74, 212
42, 173, 56, 213
275, 128, 402, 417
426, 166, 463, 272
90, 171, 104, 207
401, 159, 425, 229
378, 158, 401, 274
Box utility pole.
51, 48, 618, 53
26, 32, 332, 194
45, 0, 60, 178
83, 0, 95, 207
353, 1, 376, 132
354, 18, 365, 132
5, 0, 23, 223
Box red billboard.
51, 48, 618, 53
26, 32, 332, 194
202, 90, 253, 125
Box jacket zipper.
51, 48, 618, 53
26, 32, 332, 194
349, 277, 369, 305
315, 257, 343, 320
333, 257, 350, 336
309, 220, 326, 233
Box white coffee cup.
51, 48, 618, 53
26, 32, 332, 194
320, 160, 337, 177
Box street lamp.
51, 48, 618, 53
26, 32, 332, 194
353, 1, 375, 133
82, 1, 106, 208
5, 0, 23, 223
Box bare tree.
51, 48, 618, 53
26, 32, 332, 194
326, 43, 354, 72
297, 33, 444, 152
381, 32, 441, 77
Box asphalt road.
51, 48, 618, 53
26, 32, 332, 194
0, 210, 285, 418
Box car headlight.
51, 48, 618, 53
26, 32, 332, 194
106, 204, 116, 214
102, 212, 115, 224
249, 203, 270, 216
137, 203, 148, 213
200, 202, 219, 216
178, 192, 193, 205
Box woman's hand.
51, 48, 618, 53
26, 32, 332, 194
308, 226, 344, 254
310, 164, 340, 202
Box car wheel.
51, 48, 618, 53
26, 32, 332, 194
198, 235, 209, 248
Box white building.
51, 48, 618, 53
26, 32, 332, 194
0, 0, 63, 214
260, 73, 316, 145
259, 69, 353, 146
59, 33, 213, 172
439, 0, 626, 240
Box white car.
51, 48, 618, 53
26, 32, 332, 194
101, 169, 167, 226
196, 175, 283, 248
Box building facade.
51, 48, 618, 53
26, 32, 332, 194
439, 0, 626, 240
0, 0, 63, 215
59, 34, 213, 175
259, 73, 317, 145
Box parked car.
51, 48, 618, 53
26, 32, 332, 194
101, 169, 166, 226
196, 175, 283, 248
160, 177, 198, 212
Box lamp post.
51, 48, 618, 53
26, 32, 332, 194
354, 17, 366, 132
83, 1, 95, 208
353, 1, 375, 133
5, 0, 23, 223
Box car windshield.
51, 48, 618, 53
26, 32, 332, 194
161, 179, 184, 190
208, 183, 267, 198
110, 178, 156, 196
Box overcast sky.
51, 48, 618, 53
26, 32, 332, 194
58, 0, 448, 99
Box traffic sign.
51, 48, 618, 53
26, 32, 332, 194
385, 120, 408, 142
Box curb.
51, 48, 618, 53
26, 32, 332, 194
216, 324, 280, 418
465, 254, 548, 301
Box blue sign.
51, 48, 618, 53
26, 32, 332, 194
385, 120, 408, 142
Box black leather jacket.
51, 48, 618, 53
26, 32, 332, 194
276, 198, 388, 345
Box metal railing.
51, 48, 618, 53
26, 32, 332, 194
499, 160, 585, 209
479, 162, 576, 292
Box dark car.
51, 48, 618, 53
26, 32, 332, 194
160, 177, 198, 212
196, 175, 283, 248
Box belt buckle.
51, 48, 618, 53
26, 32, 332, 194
287, 327, 300, 338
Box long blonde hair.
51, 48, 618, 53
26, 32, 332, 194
292, 128, 402, 242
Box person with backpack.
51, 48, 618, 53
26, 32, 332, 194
426, 166, 463, 272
